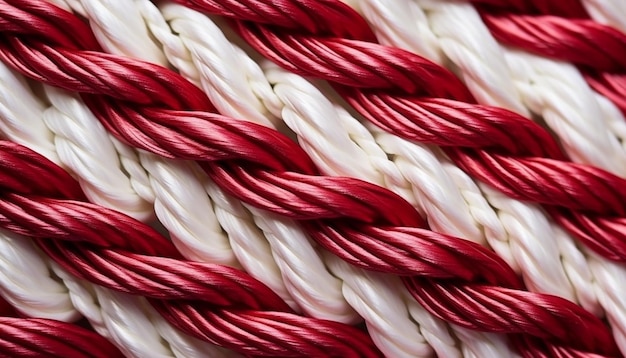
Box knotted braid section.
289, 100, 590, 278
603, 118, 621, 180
0, 141, 380, 357
0, 2, 619, 356
168, 0, 626, 263
469, 0, 626, 115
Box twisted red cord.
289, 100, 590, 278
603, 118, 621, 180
164, 0, 626, 262
0, 296, 123, 358
0, 2, 619, 356
0, 317, 124, 357
471, 0, 589, 18
0, 142, 381, 357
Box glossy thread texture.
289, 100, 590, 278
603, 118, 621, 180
170, 0, 626, 263
0, 2, 621, 357
0, 294, 123, 357
0, 142, 381, 357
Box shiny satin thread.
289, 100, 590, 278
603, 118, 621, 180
0, 2, 621, 357
0, 295, 123, 358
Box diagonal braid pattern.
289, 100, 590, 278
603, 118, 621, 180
468, 0, 626, 115
0, 295, 123, 358
0, 1, 620, 356
165, 0, 626, 262
0, 141, 380, 357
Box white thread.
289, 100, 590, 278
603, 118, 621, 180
0, 63, 153, 221
0, 65, 58, 162
43, 87, 154, 221
583, 0, 626, 33
0, 230, 78, 321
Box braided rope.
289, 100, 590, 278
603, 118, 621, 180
0, 58, 314, 314
53, 1, 513, 355
0, 226, 241, 357
0, 11, 451, 356
59, 1, 624, 355
0, 139, 380, 357
353, 0, 626, 176
0, 1, 621, 356
466, 1, 626, 34
350, 0, 626, 351
472, 2, 626, 118
161, 0, 626, 263
0, 317, 124, 357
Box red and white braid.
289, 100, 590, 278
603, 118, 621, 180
0, 1, 620, 356
0, 139, 381, 357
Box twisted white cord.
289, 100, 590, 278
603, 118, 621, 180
0, 63, 153, 221
583, 0, 626, 33
65, 1, 527, 356
350, 0, 626, 353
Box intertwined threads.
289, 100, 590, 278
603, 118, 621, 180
0, 140, 382, 357
0, 317, 124, 357
0, 1, 621, 356
170, 0, 626, 262
470, 0, 626, 115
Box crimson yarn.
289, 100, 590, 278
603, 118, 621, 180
0, 1, 621, 356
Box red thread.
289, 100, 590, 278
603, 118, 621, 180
0, 318, 124, 357
0, 292, 123, 358
0, 2, 621, 356
471, 0, 589, 18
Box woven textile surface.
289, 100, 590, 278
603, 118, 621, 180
0, 0, 625, 357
